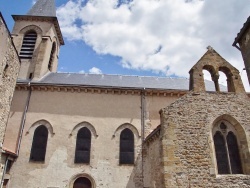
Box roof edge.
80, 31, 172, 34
15, 81, 189, 92
233, 16, 250, 47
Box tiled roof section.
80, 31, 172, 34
18, 73, 226, 92
27, 0, 56, 17
233, 16, 250, 46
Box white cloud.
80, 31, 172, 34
79, 70, 85, 73
89, 67, 102, 74
57, 0, 250, 91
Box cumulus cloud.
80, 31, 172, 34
57, 0, 250, 90
89, 67, 102, 74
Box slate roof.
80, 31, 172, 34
27, 0, 56, 17
233, 16, 250, 46
18, 72, 226, 92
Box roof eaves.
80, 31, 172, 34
2, 147, 17, 157
144, 125, 161, 143
16, 81, 189, 92
233, 16, 250, 46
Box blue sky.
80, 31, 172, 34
1, 0, 250, 90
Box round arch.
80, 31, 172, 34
219, 66, 234, 78
51, 36, 59, 53
19, 25, 43, 35
203, 64, 217, 76
69, 173, 96, 188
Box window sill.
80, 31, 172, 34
215, 174, 250, 178
29, 160, 45, 164
119, 163, 135, 166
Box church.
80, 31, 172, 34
1, 0, 250, 187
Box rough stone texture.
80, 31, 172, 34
143, 127, 164, 188
189, 47, 245, 93
160, 91, 250, 187
2, 1, 250, 187
0, 14, 20, 182
139, 45, 250, 188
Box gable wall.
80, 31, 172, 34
160, 92, 250, 187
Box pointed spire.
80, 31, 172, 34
27, 0, 56, 17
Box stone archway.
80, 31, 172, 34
73, 177, 92, 188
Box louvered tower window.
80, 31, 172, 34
48, 42, 56, 71
74, 127, 91, 163
73, 177, 92, 188
30, 125, 48, 162
213, 122, 243, 174
20, 31, 37, 59
120, 128, 134, 164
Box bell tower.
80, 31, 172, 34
11, 0, 64, 80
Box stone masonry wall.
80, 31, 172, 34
0, 13, 20, 181
143, 126, 164, 188
160, 92, 250, 187
0, 15, 20, 142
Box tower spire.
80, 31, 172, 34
27, 0, 56, 17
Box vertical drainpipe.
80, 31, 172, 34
16, 82, 32, 156
0, 82, 31, 188
140, 88, 146, 187
0, 155, 9, 188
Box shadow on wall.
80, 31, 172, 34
126, 150, 143, 188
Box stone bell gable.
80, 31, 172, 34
157, 48, 250, 187
189, 46, 245, 93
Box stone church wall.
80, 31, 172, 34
143, 126, 164, 188
160, 92, 250, 187
0, 13, 20, 181
4, 87, 180, 188
0, 14, 20, 145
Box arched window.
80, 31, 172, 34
20, 31, 37, 59
48, 42, 56, 71
213, 122, 243, 174
119, 128, 134, 164
73, 177, 92, 188
75, 127, 91, 164
30, 125, 48, 161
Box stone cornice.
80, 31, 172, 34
144, 125, 161, 144
15, 83, 187, 97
